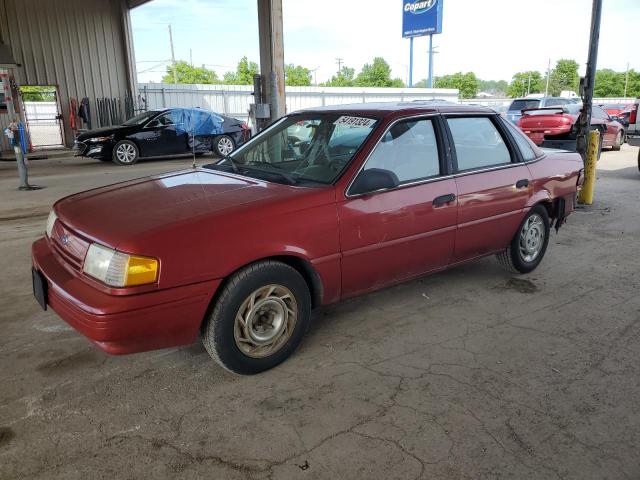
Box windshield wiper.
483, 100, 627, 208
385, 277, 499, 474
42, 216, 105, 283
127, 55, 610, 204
245, 161, 298, 185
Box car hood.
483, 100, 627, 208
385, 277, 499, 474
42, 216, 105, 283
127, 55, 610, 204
54, 169, 304, 249
76, 125, 134, 140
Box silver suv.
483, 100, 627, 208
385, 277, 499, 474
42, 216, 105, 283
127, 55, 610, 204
506, 97, 578, 124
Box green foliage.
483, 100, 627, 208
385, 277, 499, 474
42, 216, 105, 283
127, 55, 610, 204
478, 79, 508, 96
547, 59, 579, 96
285, 64, 312, 86
434, 72, 479, 99
323, 67, 356, 87
162, 61, 219, 84
223, 56, 259, 85
354, 57, 404, 88
20, 86, 56, 101
507, 71, 544, 98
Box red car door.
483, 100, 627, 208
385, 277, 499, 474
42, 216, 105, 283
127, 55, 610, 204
445, 116, 532, 263
337, 117, 458, 298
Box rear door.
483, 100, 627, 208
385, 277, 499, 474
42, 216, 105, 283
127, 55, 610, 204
445, 115, 532, 263
591, 106, 616, 145
338, 116, 458, 297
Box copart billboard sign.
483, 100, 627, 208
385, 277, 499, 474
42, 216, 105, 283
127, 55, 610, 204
402, 0, 443, 38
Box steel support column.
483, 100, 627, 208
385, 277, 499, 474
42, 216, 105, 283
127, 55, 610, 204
257, 0, 285, 122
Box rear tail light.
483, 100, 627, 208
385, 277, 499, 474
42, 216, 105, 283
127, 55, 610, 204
240, 122, 249, 130
629, 103, 638, 124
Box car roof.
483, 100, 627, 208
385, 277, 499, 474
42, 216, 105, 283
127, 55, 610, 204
293, 101, 494, 118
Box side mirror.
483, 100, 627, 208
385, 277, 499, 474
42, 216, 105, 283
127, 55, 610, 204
350, 168, 399, 196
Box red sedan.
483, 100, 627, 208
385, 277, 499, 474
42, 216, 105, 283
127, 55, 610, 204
32, 103, 584, 374
518, 104, 625, 150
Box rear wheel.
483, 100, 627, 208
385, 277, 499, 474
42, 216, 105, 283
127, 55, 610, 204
202, 261, 311, 374
612, 131, 622, 151
112, 140, 139, 165
214, 135, 235, 157
497, 205, 550, 274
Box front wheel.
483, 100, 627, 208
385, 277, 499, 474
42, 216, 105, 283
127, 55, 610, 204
497, 205, 550, 274
112, 140, 139, 165
202, 261, 311, 374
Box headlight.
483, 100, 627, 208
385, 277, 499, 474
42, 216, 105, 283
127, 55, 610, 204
46, 211, 58, 238
87, 135, 113, 143
83, 243, 158, 288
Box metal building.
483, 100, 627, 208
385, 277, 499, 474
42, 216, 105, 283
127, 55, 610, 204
0, 0, 140, 151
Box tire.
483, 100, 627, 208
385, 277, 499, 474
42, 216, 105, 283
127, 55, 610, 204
497, 205, 551, 274
112, 140, 139, 165
213, 135, 235, 157
612, 131, 622, 151
202, 260, 311, 375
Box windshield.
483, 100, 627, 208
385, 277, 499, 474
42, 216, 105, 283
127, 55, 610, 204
204, 113, 379, 185
509, 99, 540, 112
122, 111, 161, 126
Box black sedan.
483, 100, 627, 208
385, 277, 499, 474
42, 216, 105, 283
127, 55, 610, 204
75, 108, 250, 165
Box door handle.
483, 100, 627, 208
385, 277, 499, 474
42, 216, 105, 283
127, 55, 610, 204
515, 179, 529, 189
433, 193, 456, 206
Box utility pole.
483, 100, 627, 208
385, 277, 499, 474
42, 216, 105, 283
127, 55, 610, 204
189, 48, 193, 67
527, 72, 532, 95
624, 62, 629, 98
576, 0, 602, 163
335, 58, 343, 75
544, 59, 551, 97
168, 24, 177, 84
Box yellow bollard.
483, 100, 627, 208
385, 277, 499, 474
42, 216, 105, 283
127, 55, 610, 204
577, 130, 600, 205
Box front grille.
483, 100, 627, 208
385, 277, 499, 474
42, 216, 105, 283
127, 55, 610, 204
50, 221, 90, 272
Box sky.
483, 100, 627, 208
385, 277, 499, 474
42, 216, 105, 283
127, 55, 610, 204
131, 0, 640, 85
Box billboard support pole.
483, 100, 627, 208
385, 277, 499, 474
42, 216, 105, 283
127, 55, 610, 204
409, 37, 414, 87
428, 34, 434, 88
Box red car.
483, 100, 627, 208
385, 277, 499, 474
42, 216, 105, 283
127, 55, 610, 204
518, 104, 625, 150
600, 103, 632, 117
32, 103, 584, 374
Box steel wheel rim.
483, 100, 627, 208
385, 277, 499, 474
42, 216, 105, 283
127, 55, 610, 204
116, 144, 136, 163
519, 213, 545, 263
218, 137, 234, 156
234, 284, 298, 358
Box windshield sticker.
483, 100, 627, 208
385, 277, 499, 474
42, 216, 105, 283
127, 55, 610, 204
333, 116, 377, 128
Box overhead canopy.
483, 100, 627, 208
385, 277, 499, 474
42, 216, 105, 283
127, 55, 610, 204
127, 0, 152, 9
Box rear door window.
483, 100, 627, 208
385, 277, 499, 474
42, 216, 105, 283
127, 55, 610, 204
447, 117, 512, 171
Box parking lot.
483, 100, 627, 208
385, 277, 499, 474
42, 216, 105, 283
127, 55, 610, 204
1, 146, 639, 479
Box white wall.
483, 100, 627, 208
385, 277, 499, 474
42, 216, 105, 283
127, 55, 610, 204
139, 83, 460, 120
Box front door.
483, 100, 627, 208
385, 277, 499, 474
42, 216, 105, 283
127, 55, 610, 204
338, 116, 458, 298
445, 115, 532, 263
137, 110, 185, 157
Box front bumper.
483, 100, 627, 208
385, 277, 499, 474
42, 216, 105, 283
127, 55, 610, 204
74, 140, 112, 159
32, 237, 220, 355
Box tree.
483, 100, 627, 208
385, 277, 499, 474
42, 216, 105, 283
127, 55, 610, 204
478, 79, 508, 96
434, 72, 479, 99
223, 56, 259, 85
547, 59, 579, 96
507, 71, 544, 98
285, 64, 312, 86
324, 66, 356, 87
354, 57, 404, 87
594, 69, 625, 97
162, 61, 219, 84
20, 86, 56, 101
